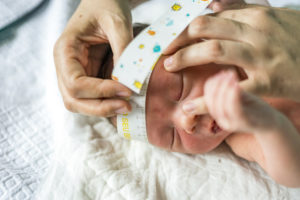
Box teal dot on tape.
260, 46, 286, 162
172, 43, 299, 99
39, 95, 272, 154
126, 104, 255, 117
153, 44, 161, 53
120, 64, 124, 68
166, 18, 174, 26
186, 13, 190, 17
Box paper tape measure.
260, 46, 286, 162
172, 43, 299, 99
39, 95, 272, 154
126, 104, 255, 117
113, 0, 212, 142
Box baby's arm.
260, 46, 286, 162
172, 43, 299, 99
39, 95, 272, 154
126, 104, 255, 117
203, 71, 300, 187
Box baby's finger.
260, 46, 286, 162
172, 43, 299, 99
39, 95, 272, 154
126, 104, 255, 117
164, 15, 258, 55
164, 39, 256, 72
215, 71, 236, 129
204, 71, 227, 118
182, 97, 209, 116
222, 72, 241, 131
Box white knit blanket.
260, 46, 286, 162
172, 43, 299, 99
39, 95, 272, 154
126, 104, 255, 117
38, 0, 300, 199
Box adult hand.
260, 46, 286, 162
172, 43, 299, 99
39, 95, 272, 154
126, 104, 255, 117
54, 0, 133, 117
164, 4, 300, 116
208, 0, 269, 12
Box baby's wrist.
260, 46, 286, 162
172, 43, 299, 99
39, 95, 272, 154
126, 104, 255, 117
252, 111, 290, 135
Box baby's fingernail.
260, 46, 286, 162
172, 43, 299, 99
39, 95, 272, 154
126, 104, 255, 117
164, 57, 173, 70
117, 91, 131, 97
115, 107, 129, 114
183, 102, 196, 113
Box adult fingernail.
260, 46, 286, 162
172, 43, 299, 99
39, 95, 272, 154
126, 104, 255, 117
164, 57, 173, 70
117, 91, 131, 97
183, 102, 196, 113
115, 107, 129, 114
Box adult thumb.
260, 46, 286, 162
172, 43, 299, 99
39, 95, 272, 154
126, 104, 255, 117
106, 18, 133, 63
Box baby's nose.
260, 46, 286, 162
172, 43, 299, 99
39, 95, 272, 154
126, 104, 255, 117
172, 106, 198, 134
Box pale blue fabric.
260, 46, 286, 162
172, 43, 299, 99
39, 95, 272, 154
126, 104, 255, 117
0, 0, 46, 30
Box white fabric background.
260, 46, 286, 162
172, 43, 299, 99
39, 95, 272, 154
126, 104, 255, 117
0, 0, 300, 199
269, 0, 300, 7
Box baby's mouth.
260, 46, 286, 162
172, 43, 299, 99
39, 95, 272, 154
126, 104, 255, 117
211, 120, 222, 134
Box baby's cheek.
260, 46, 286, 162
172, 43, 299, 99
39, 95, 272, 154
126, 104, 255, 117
179, 134, 224, 154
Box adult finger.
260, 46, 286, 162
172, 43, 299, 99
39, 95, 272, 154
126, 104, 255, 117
209, 1, 246, 13
213, 4, 269, 26
67, 76, 133, 99
164, 39, 257, 72
164, 15, 258, 55
64, 98, 132, 117
104, 15, 133, 62
61, 57, 132, 99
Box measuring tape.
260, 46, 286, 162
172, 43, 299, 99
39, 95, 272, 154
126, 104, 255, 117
113, 0, 212, 142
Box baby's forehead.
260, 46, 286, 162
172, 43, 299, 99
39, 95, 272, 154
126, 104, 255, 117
146, 56, 182, 100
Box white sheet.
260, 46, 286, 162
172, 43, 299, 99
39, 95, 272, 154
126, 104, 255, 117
38, 0, 300, 199
0, 0, 300, 199
0, 0, 79, 199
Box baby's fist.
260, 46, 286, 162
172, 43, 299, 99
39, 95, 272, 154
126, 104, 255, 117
204, 71, 278, 134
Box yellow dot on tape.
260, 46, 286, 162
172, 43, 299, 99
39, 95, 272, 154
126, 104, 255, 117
139, 44, 145, 49
172, 4, 182, 11
134, 81, 143, 89
112, 76, 119, 81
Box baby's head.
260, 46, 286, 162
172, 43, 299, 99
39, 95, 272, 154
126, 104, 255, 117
101, 24, 242, 154
145, 57, 239, 154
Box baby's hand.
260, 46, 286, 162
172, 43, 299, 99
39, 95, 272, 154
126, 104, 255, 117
184, 71, 280, 134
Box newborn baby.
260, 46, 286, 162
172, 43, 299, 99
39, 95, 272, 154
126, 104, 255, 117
100, 22, 300, 187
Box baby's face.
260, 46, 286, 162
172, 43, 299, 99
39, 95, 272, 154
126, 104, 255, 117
146, 57, 235, 154
104, 25, 239, 154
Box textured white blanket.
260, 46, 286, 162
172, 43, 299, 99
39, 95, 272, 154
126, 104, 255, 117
38, 0, 300, 199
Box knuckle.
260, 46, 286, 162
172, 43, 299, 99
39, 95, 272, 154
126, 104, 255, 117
66, 77, 81, 98
97, 103, 115, 117
106, 14, 131, 31
97, 80, 115, 97
207, 40, 224, 58
190, 16, 210, 33
55, 35, 78, 58
253, 7, 274, 21
173, 51, 184, 67
240, 47, 254, 65
54, 36, 69, 56
63, 98, 76, 112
